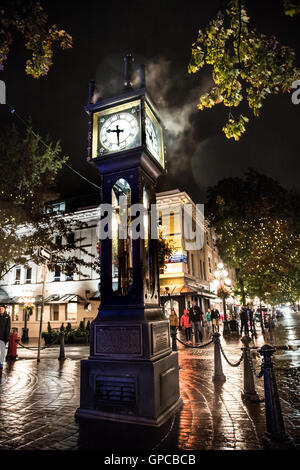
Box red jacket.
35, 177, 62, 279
180, 313, 192, 328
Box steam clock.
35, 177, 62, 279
75, 56, 182, 426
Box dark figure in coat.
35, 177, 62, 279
189, 302, 203, 342
240, 306, 249, 335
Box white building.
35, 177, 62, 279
0, 197, 101, 337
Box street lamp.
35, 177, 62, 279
18, 290, 35, 342
214, 263, 232, 335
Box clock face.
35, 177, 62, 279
145, 116, 160, 161
100, 112, 138, 152
92, 100, 141, 158
145, 102, 164, 168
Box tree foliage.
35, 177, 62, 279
158, 226, 175, 272
206, 169, 300, 305
283, 0, 300, 16
188, 0, 300, 140
0, 0, 72, 77
0, 124, 99, 280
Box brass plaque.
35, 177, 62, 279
94, 325, 142, 355
151, 322, 170, 355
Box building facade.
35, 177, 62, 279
0, 202, 101, 337
0, 190, 237, 337
157, 190, 237, 320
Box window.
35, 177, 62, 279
15, 267, 21, 284
25, 268, 32, 284
111, 179, 133, 295
191, 254, 195, 276
35, 305, 42, 321
53, 265, 61, 282
66, 232, 75, 247
163, 299, 179, 318
208, 257, 212, 274
170, 211, 175, 236
203, 261, 206, 280
65, 303, 77, 321
55, 235, 62, 246
50, 304, 59, 321
199, 261, 203, 279
12, 305, 19, 321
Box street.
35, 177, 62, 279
0, 312, 299, 451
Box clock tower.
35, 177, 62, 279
75, 55, 182, 426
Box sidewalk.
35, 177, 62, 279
0, 328, 299, 451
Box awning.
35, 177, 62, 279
6, 296, 20, 304
0, 288, 11, 304
160, 284, 198, 296
44, 294, 60, 303
44, 294, 84, 304
160, 285, 217, 298
201, 289, 217, 299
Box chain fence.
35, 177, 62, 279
246, 347, 264, 379
219, 341, 244, 367
176, 336, 214, 349
8, 335, 60, 352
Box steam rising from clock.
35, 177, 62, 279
93, 54, 211, 198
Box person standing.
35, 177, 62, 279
211, 306, 220, 333
240, 306, 249, 336
0, 305, 11, 369
205, 308, 212, 336
180, 309, 192, 344
169, 309, 179, 351
189, 301, 203, 343
246, 304, 254, 334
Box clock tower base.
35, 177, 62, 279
75, 319, 182, 427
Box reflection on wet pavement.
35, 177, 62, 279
0, 312, 299, 450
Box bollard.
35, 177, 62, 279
170, 328, 178, 351
241, 336, 260, 402
212, 333, 226, 383
258, 344, 295, 449
58, 331, 66, 361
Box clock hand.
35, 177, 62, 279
146, 129, 153, 142
107, 125, 124, 145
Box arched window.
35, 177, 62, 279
143, 185, 156, 297
164, 300, 179, 318
143, 186, 150, 292
111, 179, 133, 295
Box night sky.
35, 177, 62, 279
0, 0, 299, 204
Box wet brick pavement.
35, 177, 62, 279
0, 322, 300, 452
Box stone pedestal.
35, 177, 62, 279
75, 319, 182, 426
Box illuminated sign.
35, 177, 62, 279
168, 250, 187, 264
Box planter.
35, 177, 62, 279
42, 333, 59, 345
73, 336, 89, 344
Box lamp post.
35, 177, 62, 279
19, 290, 35, 342
214, 263, 231, 335
36, 247, 52, 362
